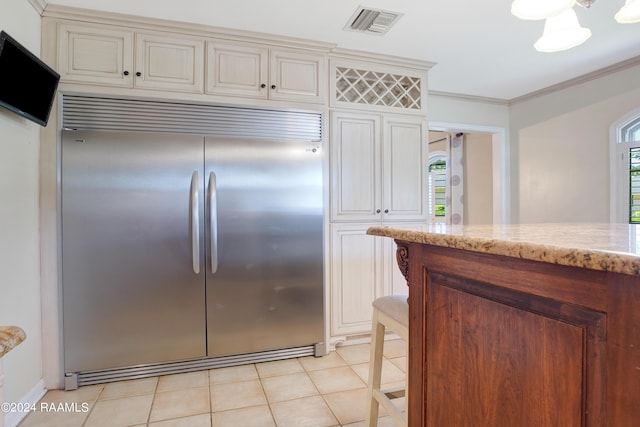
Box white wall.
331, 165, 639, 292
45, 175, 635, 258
510, 63, 640, 223
0, 0, 44, 407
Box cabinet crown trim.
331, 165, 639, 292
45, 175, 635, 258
330, 47, 436, 71
43, 4, 336, 52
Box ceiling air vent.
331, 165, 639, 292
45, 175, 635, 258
345, 6, 402, 35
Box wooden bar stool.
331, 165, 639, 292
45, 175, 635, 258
365, 295, 409, 427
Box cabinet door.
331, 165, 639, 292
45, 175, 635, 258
58, 23, 134, 87
330, 112, 382, 222
383, 115, 428, 221
425, 277, 605, 426
134, 33, 204, 93
269, 49, 326, 104
205, 41, 268, 99
330, 224, 384, 336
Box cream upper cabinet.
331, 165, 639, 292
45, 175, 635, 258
58, 23, 204, 93
56, 20, 325, 103
134, 32, 204, 93
330, 111, 427, 222
205, 41, 268, 98
268, 48, 326, 103
206, 42, 326, 103
58, 23, 134, 88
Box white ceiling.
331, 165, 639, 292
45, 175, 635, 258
44, 0, 640, 101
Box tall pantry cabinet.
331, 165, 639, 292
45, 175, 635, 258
328, 56, 431, 345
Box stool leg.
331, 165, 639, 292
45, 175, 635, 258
403, 338, 409, 427
365, 309, 385, 427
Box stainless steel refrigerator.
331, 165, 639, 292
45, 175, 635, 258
61, 125, 324, 384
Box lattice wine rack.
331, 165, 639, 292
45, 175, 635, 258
335, 66, 422, 110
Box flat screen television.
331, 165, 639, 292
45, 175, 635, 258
0, 31, 60, 127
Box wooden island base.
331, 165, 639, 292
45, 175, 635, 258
366, 224, 640, 427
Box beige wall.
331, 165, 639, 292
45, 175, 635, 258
432, 63, 640, 225
429, 93, 510, 129
0, 0, 44, 407
510, 63, 640, 223
428, 131, 495, 225
429, 94, 510, 224
464, 133, 494, 225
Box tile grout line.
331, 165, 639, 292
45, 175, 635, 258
145, 377, 160, 426
207, 367, 213, 427
80, 383, 105, 427
254, 362, 278, 427
299, 356, 342, 427
311, 354, 352, 425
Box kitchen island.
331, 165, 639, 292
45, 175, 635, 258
367, 223, 640, 427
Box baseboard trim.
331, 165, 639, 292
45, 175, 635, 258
4, 379, 46, 427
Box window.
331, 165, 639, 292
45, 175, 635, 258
621, 118, 640, 143
629, 147, 640, 223
428, 155, 447, 224
613, 112, 640, 223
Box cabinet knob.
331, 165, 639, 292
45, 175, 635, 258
271, 84, 276, 90
384, 209, 389, 214
136, 72, 142, 77
123, 70, 129, 76
261, 84, 266, 89
376, 209, 381, 214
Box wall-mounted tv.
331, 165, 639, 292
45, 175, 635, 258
0, 31, 60, 127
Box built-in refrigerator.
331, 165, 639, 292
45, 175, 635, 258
60, 97, 324, 387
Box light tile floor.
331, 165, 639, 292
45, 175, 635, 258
18, 341, 406, 427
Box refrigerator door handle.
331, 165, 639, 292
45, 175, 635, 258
190, 170, 200, 274
209, 171, 219, 274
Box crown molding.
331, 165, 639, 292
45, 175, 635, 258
509, 55, 640, 105
29, 0, 46, 15
433, 55, 640, 106
428, 90, 509, 106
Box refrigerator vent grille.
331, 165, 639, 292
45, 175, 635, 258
72, 345, 316, 387
62, 95, 323, 142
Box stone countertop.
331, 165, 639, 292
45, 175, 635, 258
0, 326, 26, 358
367, 223, 640, 276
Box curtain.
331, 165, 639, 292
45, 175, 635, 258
449, 133, 464, 225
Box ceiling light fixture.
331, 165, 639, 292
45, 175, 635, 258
511, 0, 576, 20
512, 0, 640, 52
533, 9, 592, 52
615, 0, 640, 23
